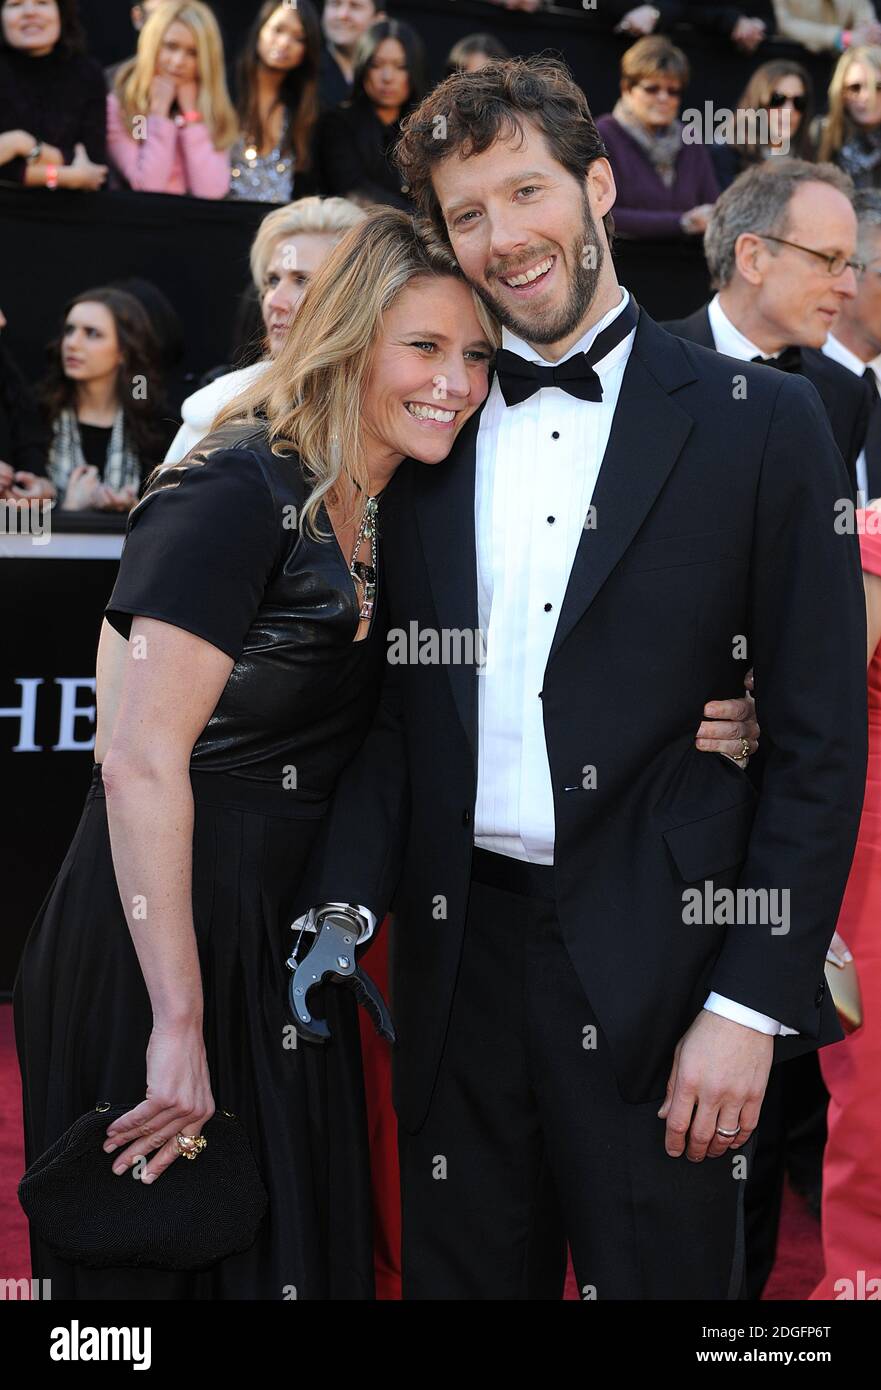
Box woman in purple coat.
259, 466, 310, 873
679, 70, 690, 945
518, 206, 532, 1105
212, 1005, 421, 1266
596, 35, 719, 239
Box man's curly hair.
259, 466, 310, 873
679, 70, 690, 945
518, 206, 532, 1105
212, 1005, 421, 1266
394, 54, 614, 249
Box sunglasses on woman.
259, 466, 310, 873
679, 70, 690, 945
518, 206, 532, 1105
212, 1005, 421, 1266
768, 92, 806, 112
637, 82, 683, 99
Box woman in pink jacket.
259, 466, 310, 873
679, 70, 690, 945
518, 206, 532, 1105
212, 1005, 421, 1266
107, 0, 237, 198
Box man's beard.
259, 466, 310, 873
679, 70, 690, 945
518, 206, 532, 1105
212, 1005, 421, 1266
474, 193, 605, 345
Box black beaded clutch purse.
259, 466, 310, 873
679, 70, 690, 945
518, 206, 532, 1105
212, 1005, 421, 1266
18, 1102, 269, 1271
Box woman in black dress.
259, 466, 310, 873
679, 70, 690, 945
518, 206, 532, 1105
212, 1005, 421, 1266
13, 208, 499, 1299
316, 18, 426, 212
0, 0, 107, 191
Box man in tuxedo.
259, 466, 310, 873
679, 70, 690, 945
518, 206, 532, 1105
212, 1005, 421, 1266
295, 57, 868, 1299
824, 188, 881, 502
665, 159, 873, 495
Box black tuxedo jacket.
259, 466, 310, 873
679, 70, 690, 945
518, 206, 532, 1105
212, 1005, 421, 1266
298, 311, 868, 1135
664, 304, 872, 496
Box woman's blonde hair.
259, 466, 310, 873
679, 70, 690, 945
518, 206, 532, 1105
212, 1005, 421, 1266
819, 45, 881, 163
213, 207, 500, 539
249, 196, 368, 290
113, 0, 239, 150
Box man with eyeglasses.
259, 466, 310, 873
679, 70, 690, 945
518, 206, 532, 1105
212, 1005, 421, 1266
665, 158, 873, 497
665, 156, 874, 1295
823, 187, 881, 503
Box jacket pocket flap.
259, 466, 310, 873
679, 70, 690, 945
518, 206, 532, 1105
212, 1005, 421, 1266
662, 798, 755, 882
622, 529, 745, 574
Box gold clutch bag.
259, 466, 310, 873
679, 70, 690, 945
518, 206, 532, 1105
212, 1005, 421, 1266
824, 957, 864, 1034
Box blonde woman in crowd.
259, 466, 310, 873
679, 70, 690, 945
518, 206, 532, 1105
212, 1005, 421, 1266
165, 195, 366, 462
107, 0, 237, 197
816, 45, 881, 188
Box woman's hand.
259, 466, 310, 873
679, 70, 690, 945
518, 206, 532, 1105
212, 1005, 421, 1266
681, 204, 715, 235
9, 470, 57, 502
33, 140, 64, 166
59, 143, 108, 191
149, 73, 177, 118
826, 930, 853, 969
102, 1021, 215, 1183
61, 462, 102, 509
93, 480, 139, 512
695, 667, 759, 764
0, 460, 15, 495
176, 80, 199, 113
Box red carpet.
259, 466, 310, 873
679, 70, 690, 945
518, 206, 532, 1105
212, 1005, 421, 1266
0, 1002, 824, 1299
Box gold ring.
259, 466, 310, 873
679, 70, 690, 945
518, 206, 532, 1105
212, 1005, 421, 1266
738, 737, 750, 761
175, 1132, 207, 1160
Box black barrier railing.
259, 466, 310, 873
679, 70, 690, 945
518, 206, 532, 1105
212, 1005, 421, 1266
1, 183, 710, 408
0, 183, 266, 416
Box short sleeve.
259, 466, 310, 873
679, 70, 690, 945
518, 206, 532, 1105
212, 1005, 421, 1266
105, 448, 280, 660
857, 509, 881, 579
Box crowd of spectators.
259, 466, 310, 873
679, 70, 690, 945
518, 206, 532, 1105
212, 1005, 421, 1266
5, 0, 881, 515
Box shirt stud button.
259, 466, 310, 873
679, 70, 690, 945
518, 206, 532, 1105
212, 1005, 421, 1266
544, 602, 553, 612
552, 431, 560, 439
547, 516, 555, 524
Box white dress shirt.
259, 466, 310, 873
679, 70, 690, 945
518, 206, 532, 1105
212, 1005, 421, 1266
472, 287, 794, 1037
707, 292, 779, 363
710, 297, 871, 502
823, 331, 879, 500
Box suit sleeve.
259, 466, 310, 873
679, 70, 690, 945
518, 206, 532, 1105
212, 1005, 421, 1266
290, 653, 411, 924
707, 372, 868, 1034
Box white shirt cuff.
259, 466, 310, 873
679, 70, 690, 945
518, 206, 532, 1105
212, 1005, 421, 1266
704, 992, 799, 1036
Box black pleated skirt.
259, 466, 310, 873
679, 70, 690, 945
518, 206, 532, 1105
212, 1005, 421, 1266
12, 764, 375, 1300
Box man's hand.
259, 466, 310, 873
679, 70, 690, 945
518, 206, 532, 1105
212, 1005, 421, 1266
731, 16, 765, 52
658, 1010, 773, 1160
616, 5, 661, 35
695, 667, 758, 765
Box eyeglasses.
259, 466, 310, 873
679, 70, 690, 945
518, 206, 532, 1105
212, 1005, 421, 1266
756, 233, 866, 278
637, 82, 683, 99
844, 80, 881, 96
768, 92, 806, 112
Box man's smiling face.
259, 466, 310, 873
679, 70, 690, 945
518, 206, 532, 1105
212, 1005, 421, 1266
431, 118, 616, 355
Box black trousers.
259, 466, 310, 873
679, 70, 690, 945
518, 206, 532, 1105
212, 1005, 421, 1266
398, 851, 754, 1300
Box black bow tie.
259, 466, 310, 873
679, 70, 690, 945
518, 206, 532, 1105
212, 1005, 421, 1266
494, 296, 640, 407
750, 346, 803, 373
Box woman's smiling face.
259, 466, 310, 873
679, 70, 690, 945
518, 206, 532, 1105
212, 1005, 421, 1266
361, 275, 494, 469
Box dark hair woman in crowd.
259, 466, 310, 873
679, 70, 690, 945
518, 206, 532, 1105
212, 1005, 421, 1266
229, 0, 321, 204
317, 17, 427, 211
712, 59, 815, 190
41, 287, 170, 512
0, 0, 107, 191
595, 35, 719, 237
445, 32, 510, 77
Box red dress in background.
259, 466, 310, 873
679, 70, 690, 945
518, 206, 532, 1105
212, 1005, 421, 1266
811, 512, 881, 1300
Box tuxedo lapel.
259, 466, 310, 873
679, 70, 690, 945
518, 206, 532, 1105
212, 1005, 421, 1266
548, 314, 697, 665
412, 407, 482, 759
